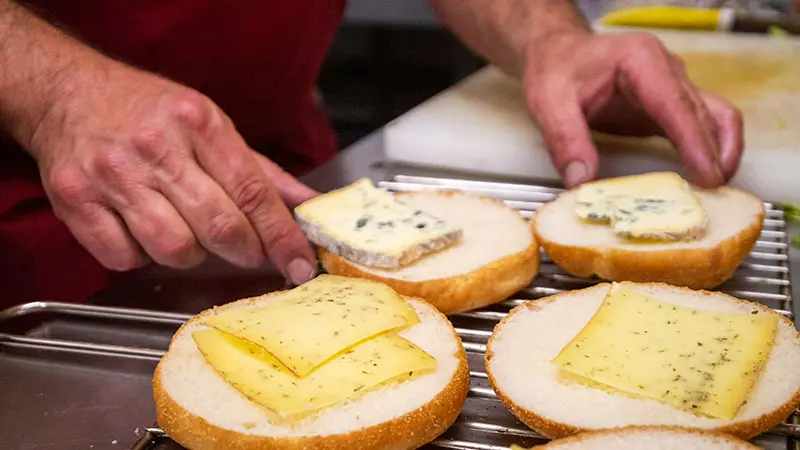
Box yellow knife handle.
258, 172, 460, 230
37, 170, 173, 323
599, 6, 734, 31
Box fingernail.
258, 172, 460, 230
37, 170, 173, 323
287, 258, 316, 285
564, 161, 589, 188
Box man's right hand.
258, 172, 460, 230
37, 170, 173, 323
25, 59, 319, 285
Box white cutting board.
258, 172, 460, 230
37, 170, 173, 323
384, 28, 800, 203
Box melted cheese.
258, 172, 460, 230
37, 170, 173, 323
294, 178, 462, 268
193, 329, 437, 420
575, 172, 707, 241
204, 275, 420, 377
552, 284, 778, 419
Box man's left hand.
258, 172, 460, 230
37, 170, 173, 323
522, 30, 743, 188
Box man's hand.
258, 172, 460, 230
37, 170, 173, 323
523, 31, 743, 188
428, 0, 744, 189
0, 2, 318, 283
27, 60, 319, 283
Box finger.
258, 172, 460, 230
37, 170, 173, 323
699, 92, 744, 182
674, 77, 724, 180
526, 79, 599, 188
186, 120, 317, 284
112, 188, 208, 269
618, 36, 724, 188
252, 151, 319, 208
57, 202, 150, 271
669, 58, 723, 169
153, 160, 266, 268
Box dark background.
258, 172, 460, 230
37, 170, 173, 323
317, 2, 485, 149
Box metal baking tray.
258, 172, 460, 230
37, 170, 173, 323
1, 174, 797, 450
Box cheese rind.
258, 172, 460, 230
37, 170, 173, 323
552, 283, 778, 420
204, 275, 420, 377
294, 178, 463, 269
192, 329, 437, 420
575, 172, 707, 241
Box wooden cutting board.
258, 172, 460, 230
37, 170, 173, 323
384, 28, 800, 203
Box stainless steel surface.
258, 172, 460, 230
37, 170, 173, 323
2, 162, 798, 450
0, 304, 181, 449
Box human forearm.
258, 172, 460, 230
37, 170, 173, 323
427, 0, 590, 77
0, 1, 106, 150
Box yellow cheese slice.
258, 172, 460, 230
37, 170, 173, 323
192, 328, 437, 420
552, 284, 778, 419
204, 275, 420, 377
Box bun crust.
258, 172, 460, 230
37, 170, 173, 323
320, 190, 540, 314
153, 292, 470, 450
533, 425, 760, 449
532, 186, 765, 290
485, 283, 800, 441
535, 218, 762, 290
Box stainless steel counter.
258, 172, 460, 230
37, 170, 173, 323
1, 130, 798, 449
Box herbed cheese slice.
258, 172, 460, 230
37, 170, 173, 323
294, 178, 463, 269
552, 284, 779, 420
204, 275, 420, 377
192, 329, 437, 420
574, 172, 707, 241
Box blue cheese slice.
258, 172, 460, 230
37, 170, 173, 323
575, 172, 707, 241
294, 178, 463, 269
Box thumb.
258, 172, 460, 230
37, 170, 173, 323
526, 86, 599, 188
252, 151, 320, 208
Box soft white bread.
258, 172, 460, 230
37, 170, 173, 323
154, 293, 470, 450
533, 186, 765, 289
523, 426, 759, 449
485, 283, 800, 440
320, 190, 539, 314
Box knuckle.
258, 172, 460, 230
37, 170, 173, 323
261, 219, 298, 253
156, 233, 199, 265
630, 33, 666, 54
232, 176, 273, 216
47, 167, 92, 204
91, 147, 126, 178
129, 126, 185, 184
131, 126, 168, 163
206, 212, 244, 245
170, 91, 221, 134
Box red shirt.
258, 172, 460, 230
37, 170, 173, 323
0, 1, 346, 305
